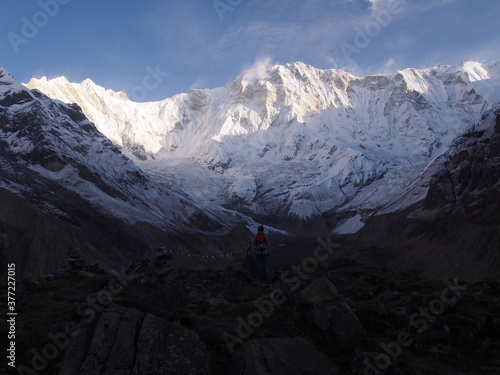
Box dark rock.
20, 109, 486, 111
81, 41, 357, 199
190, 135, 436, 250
228, 337, 342, 375
300, 277, 365, 348
352, 352, 403, 375
58, 304, 211, 375
0, 88, 34, 107
132, 314, 210, 375
40, 152, 67, 172
58, 318, 99, 375
77, 165, 119, 199
172, 282, 190, 302
79, 305, 143, 375
188, 283, 212, 303
376, 290, 408, 320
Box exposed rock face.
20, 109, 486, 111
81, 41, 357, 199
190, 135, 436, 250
59, 304, 211, 375
357, 106, 500, 280
415, 108, 500, 223
228, 337, 342, 375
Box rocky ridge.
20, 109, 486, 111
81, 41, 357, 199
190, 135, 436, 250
353, 105, 500, 281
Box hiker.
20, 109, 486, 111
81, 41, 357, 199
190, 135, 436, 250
253, 225, 271, 277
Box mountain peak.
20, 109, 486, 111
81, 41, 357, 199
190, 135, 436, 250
0, 68, 16, 83
1, 68, 30, 96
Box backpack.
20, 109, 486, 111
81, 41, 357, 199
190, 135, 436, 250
254, 233, 268, 252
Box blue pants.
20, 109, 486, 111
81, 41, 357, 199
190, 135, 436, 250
255, 253, 269, 277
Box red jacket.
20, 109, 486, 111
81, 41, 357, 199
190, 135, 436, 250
254, 233, 270, 254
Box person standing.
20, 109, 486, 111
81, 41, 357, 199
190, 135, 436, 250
254, 225, 270, 278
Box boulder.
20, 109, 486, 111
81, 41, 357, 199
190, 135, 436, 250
301, 277, 365, 348
376, 290, 408, 320
228, 337, 342, 375
131, 314, 210, 375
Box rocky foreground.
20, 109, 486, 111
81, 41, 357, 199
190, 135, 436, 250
2, 241, 500, 375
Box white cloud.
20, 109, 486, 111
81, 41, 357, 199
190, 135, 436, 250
367, 0, 395, 13
374, 56, 402, 74
376, 57, 400, 73
241, 56, 274, 81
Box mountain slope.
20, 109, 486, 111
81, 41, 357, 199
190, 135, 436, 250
27, 61, 500, 235
355, 104, 500, 280
0, 69, 248, 277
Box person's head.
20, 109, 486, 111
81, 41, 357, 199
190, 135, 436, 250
257, 225, 264, 233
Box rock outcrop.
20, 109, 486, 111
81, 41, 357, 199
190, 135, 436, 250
59, 304, 211, 375
228, 337, 342, 375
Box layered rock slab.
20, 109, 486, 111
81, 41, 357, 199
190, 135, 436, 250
59, 304, 210, 375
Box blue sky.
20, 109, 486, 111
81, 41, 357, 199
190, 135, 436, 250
2, 0, 499, 101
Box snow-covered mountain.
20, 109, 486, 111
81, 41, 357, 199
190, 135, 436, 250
0, 68, 249, 277
1, 68, 242, 233
353, 104, 500, 280
26, 61, 500, 234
